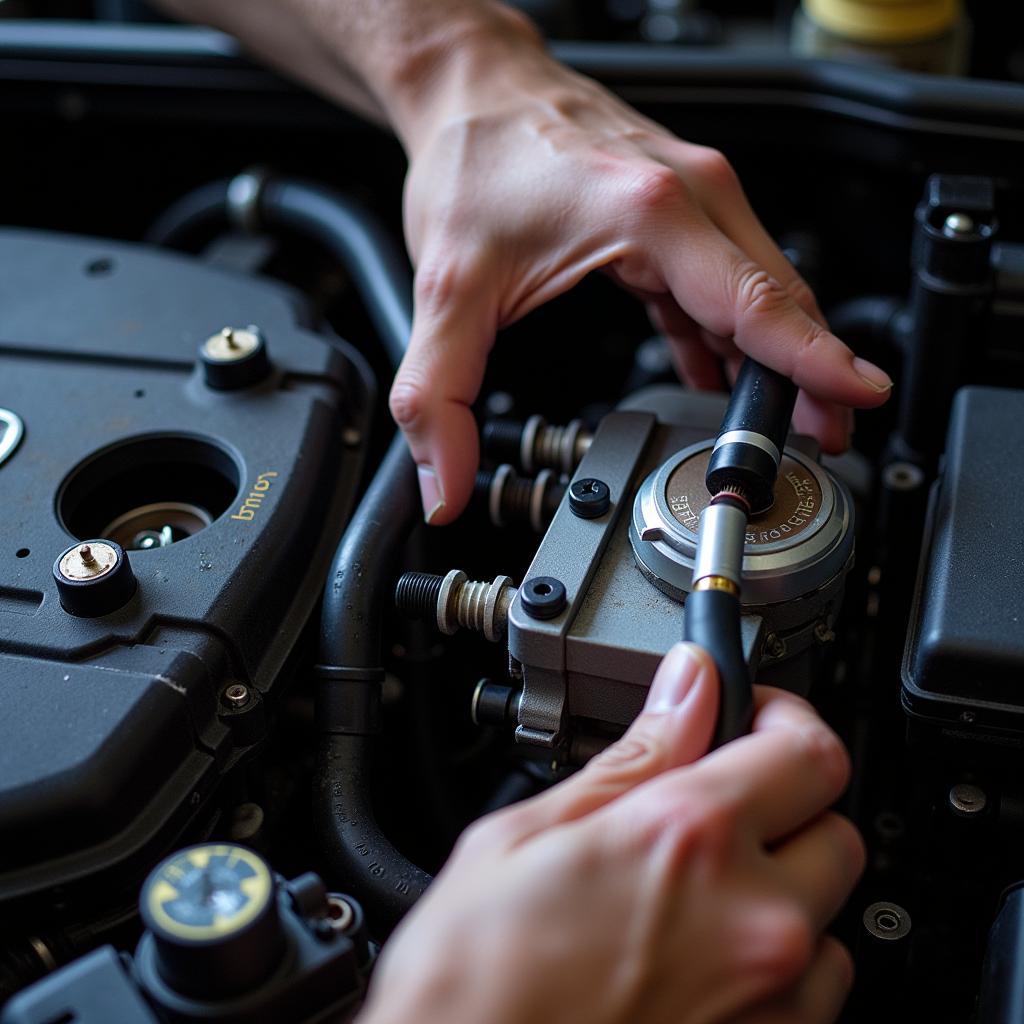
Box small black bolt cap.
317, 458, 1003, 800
521, 576, 567, 620
200, 326, 271, 391
53, 540, 137, 617
568, 477, 611, 518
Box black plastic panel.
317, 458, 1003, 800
902, 386, 1024, 733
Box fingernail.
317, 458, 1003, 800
852, 357, 892, 393
417, 464, 446, 524
646, 643, 705, 713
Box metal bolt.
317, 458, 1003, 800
222, 683, 251, 709
202, 325, 262, 363
395, 570, 517, 643
324, 895, 355, 933
475, 465, 565, 531
765, 633, 787, 659
943, 212, 975, 237
949, 783, 987, 816
814, 621, 836, 644
863, 901, 912, 941
58, 541, 117, 581
883, 461, 925, 492
568, 477, 611, 519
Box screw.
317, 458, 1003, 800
814, 622, 836, 644
863, 901, 912, 941
221, 327, 239, 350
79, 545, 96, 566
765, 633, 787, 659
222, 683, 251, 709
949, 782, 987, 816
568, 477, 611, 519
943, 212, 975, 237
395, 570, 517, 643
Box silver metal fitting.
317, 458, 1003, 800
692, 500, 748, 589
522, 415, 593, 475
863, 901, 912, 941
202, 326, 263, 363
949, 783, 987, 816
943, 211, 975, 237
58, 542, 117, 582
437, 570, 517, 643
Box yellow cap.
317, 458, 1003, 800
803, 0, 959, 43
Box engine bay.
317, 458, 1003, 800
2, 4, 1024, 1022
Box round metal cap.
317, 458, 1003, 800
53, 540, 137, 617
629, 441, 853, 606
200, 326, 270, 390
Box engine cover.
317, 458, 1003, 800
0, 231, 373, 913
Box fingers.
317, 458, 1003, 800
644, 200, 891, 409
770, 812, 866, 932
469, 643, 719, 847
731, 937, 854, 1024
389, 256, 496, 524
627, 686, 850, 846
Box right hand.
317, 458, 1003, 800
358, 643, 865, 1024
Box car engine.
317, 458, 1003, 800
1, 3, 1024, 1021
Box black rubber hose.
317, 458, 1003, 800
259, 179, 411, 371
683, 588, 752, 749
144, 178, 231, 248
826, 295, 904, 350
146, 174, 412, 370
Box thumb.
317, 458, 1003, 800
388, 261, 496, 525
494, 643, 719, 841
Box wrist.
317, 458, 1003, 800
370, 3, 547, 151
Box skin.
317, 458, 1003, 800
154, 3, 881, 1019
359, 645, 865, 1024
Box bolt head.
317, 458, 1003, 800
943, 212, 975, 237
222, 683, 251, 709
949, 782, 987, 816
568, 477, 611, 519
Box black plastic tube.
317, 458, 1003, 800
683, 588, 752, 748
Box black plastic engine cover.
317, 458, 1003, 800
0, 230, 373, 910
902, 386, 1024, 736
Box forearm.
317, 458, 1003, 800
153, 0, 543, 143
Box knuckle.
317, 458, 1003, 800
744, 904, 815, 990
414, 259, 466, 314
622, 163, 687, 216
786, 275, 820, 318
796, 722, 851, 794
587, 731, 659, 775
689, 146, 739, 191
388, 378, 427, 432
733, 262, 788, 321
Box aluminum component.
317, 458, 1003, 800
222, 683, 251, 708
630, 441, 851, 606
863, 902, 912, 942
226, 167, 269, 233
520, 414, 544, 474
491, 463, 513, 527
949, 783, 987, 816
943, 211, 975, 237
692, 501, 748, 588
508, 411, 658, 744
531, 469, 555, 532
713, 427, 781, 467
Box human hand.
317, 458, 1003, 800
357, 643, 865, 1024
384, 6, 892, 523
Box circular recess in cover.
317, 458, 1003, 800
58, 434, 242, 548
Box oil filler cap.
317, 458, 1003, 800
139, 844, 285, 1000
200, 325, 271, 390
53, 540, 137, 617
